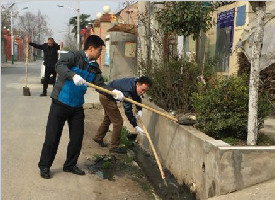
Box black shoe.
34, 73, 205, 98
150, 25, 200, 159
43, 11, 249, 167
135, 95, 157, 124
63, 166, 85, 175
109, 147, 127, 154
93, 138, 107, 147
40, 92, 47, 96
40, 167, 51, 179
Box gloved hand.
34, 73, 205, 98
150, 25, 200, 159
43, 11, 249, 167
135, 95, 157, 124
135, 126, 145, 136
135, 110, 142, 119
73, 74, 86, 86
112, 89, 124, 101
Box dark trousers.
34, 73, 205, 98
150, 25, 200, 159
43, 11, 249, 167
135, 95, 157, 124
38, 100, 85, 169
94, 94, 123, 148
43, 64, 57, 94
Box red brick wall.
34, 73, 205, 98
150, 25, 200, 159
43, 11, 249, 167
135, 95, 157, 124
4, 35, 11, 61
2, 29, 25, 61
15, 37, 24, 61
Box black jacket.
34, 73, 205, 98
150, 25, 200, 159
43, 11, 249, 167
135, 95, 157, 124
29, 42, 60, 66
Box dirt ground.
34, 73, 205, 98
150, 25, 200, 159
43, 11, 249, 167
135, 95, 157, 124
81, 103, 157, 200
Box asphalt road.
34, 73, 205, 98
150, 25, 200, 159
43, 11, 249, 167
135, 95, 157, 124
1, 61, 97, 199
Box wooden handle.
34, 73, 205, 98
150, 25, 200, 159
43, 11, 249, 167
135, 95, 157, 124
86, 82, 178, 122
25, 42, 29, 87
137, 118, 165, 180
58, 47, 62, 59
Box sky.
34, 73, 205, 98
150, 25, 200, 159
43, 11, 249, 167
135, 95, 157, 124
2, 0, 124, 42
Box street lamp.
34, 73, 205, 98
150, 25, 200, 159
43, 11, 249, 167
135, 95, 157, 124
9, 3, 15, 64
11, 10, 14, 64
57, 1, 80, 50
2, 2, 29, 64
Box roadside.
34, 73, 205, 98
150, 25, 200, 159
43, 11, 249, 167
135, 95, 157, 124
207, 179, 275, 200
81, 102, 156, 200
260, 117, 275, 142
1, 61, 155, 200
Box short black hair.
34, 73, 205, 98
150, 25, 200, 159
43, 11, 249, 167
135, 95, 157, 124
84, 35, 105, 50
136, 76, 152, 87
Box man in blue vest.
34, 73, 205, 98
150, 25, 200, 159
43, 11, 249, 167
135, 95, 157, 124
38, 35, 124, 179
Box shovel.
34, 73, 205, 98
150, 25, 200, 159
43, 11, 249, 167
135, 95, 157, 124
23, 37, 31, 96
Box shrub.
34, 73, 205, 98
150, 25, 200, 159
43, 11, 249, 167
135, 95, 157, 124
191, 75, 272, 139
140, 58, 217, 113
238, 52, 275, 115
120, 126, 131, 148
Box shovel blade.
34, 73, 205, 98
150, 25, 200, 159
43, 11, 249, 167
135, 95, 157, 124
23, 87, 31, 96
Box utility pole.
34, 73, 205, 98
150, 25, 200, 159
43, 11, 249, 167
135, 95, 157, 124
146, 1, 151, 67
7, 3, 16, 64
31, 29, 35, 61
76, 0, 80, 50
11, 10, 14, 64
247, 2, 266, 145
58, 2, 80, 50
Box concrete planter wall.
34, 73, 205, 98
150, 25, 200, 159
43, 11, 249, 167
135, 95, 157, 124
140, 99, 275, 200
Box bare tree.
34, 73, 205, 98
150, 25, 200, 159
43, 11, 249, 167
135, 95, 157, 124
63, 24, 78, 51
1, 3, 18, 30
16, 10, 51, 43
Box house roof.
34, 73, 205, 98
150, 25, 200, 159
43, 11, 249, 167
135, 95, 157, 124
100, 14, 112, 22
107, 24, 137, 35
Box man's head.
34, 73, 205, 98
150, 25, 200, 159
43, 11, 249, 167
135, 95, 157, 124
47, 38, 55, 47
135, 76, 152, 96
84, 35, 105, 60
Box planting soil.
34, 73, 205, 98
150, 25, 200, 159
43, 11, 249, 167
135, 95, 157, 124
82, 103, 156, 200
82, 103, 195, 200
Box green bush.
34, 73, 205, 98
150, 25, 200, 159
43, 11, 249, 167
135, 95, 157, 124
191, 76, 272, 139
102, 75, 109, 83
120, 126, 131, 148
140, 58, 217, 113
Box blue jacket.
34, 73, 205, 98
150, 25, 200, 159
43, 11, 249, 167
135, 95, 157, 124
107, 77, 142, 127
57, 63, 95, 107
51, 50, 110, 107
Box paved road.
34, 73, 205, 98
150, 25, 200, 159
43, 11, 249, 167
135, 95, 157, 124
1, 61, 97, 199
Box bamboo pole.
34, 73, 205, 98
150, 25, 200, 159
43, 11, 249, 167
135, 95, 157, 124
86, 82, 178, 122
137, 117, 166, 183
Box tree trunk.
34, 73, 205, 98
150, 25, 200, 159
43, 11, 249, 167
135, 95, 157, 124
247, 2, 266, 145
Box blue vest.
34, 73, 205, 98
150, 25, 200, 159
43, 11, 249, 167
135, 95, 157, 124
57, 61, 96, 107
